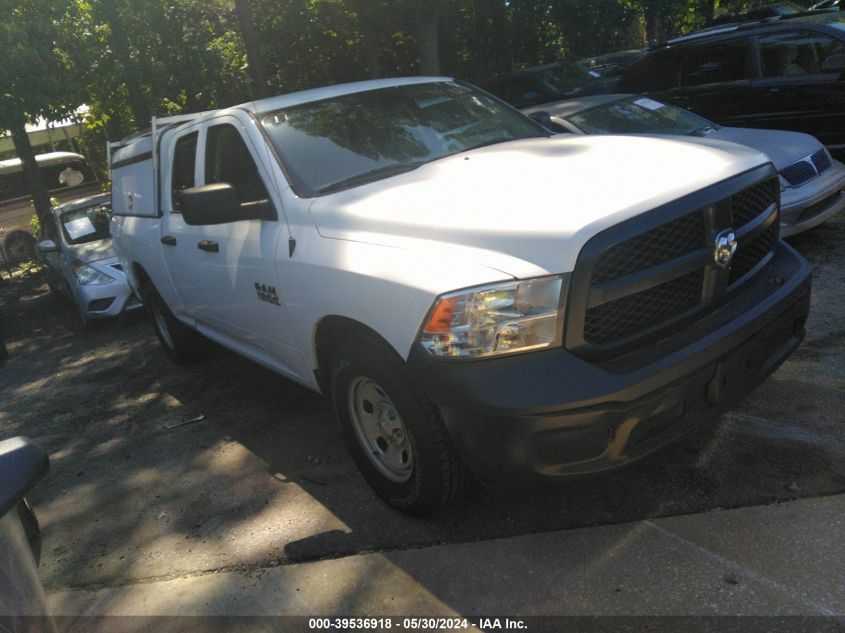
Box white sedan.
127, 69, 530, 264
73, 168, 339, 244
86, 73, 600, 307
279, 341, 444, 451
524, 94, 845, 237
37, 194, 141, 325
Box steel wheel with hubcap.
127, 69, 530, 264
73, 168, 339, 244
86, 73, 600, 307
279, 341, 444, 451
143, 283, 205, 365
151, 297, 175, 350
330, 333, 467, 514
347, 377, 414, 483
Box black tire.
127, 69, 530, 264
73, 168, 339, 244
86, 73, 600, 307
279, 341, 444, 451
329, 333, 466, 515
46, 278, 61, 297
4, 231, 36, 265
63, 282, 92, 331
143, 284, 205, 365
71, 289, 91, 329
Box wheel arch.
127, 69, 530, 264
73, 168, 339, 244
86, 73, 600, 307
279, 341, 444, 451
130, 262, 152, 292
312, 315, 405, 395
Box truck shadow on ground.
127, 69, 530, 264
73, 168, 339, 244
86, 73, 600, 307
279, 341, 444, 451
2, 213, 845, 620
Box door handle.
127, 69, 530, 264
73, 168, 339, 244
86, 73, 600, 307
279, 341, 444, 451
160, 235, 177, 246
198, 240, 219, 253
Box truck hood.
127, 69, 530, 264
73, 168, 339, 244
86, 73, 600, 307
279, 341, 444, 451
67, 239, 116, 264
706, 127, 822, 172
309, 135, 769, 278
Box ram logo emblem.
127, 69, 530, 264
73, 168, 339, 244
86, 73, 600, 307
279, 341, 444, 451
713, 229, 738, 268
255, 282, 281, 306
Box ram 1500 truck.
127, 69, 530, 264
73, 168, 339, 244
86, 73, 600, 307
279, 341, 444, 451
110, 77, 811, 514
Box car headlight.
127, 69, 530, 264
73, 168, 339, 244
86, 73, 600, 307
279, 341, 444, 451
73, 263, 115, 285
419, 274, 568, 359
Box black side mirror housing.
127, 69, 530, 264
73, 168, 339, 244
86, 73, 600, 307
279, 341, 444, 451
0, 438, 48, 520
180, 183, 275, 225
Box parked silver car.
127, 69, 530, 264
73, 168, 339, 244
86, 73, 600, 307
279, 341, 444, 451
37, 193, 141, 324
524, 94, 845, 237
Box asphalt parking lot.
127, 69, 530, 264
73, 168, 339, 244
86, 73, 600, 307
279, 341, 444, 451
1, 214, 844, 607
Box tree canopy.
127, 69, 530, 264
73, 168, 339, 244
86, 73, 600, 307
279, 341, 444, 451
3, 0, 788, 184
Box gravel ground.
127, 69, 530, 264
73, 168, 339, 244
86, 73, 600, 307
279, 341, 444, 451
1, 214, 843, 593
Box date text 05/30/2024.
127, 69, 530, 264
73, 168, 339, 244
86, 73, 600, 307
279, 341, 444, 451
308, 617, 528, 630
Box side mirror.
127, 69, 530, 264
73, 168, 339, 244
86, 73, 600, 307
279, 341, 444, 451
0, 438, 49, 520
37, 240, 58, 253
528, 110, 554, 128
821, 53, 845, 72
527, 111, 570, 134
180, 183, 275, 226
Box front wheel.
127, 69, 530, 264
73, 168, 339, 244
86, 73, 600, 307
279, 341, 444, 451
65, 282, 92, 331
329, 333, 466, 514
143, 284, 205, 365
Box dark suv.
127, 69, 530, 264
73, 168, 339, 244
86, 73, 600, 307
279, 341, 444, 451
619, 13, 845, 159
479, 60, 615, 108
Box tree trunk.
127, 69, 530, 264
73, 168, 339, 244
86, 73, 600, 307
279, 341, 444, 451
235, 0, 269, 99
489, 0, 510, 74
103, 1, 151, 127
703, 0, 717, 25
356, 1, 382, 79
416, 4, 440, 75
644, 8, 662, 46
9, 121, 52, 226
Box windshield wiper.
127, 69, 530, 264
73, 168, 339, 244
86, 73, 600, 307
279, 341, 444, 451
690, 126, 717, 137
317, 162, 426, 194
461, 137, 517, 153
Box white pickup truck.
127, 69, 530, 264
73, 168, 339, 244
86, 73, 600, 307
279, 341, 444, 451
110, 77, 811, 514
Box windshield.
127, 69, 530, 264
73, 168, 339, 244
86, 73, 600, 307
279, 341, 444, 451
538, 63, 601, 90
60, 203, 111, 245
259, 81, 546, 195
567, 96, 718, 136
482, 62, 602, 107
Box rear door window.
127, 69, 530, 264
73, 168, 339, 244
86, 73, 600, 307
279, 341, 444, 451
680, 40, 752, 86
759, 31, 845, 77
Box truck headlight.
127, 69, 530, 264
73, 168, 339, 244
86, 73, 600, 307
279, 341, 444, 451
73, 263, 115, 285
419, 274, 568, 359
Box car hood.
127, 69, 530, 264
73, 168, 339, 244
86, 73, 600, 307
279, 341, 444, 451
706, 127, 821, 171
309, 135, 769, 277
67, 239, 116, 264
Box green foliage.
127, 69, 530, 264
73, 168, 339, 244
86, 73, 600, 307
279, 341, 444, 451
0, 0, 88, 129
34, 0, 726, 172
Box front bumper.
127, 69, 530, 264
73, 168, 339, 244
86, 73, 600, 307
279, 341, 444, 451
408, 241, 811, 484
74, 279, 143, 319
780, 160, 845, 237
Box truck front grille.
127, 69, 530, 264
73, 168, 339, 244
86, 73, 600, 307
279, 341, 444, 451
592, 212, 705, 283
731, 178, 778, 228
584, 269, 704, 345
729, 222, 777, 285
566, 170, 779, 360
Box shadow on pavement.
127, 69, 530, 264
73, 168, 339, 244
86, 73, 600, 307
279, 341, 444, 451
0, 215, 843, 622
